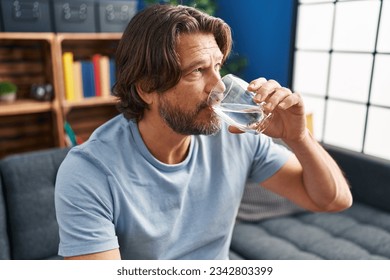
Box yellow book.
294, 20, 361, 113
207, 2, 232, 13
62, 52, 75, 101
99, 55, 111, 98
72, 61, 84, 101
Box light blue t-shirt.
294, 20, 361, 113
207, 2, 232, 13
55, 114, 290, 259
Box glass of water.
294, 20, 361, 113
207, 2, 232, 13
208, 74, 273, 134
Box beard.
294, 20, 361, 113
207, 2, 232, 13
158, 95, 221, 135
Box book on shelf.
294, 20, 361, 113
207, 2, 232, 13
72, 61, 84, 101
62, 52, 76, 101
99, 55, 111, 98
63, 52, 116, 101
92, 54, 102, 97
109, 58, 116, 89
64, 121, 83, 147
64, 121, 77, 147
80, 60, 96, 98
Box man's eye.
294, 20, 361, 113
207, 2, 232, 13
193, 68, 203, 73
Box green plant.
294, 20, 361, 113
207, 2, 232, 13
0, 81, 17, 96
221, 55, 248, 77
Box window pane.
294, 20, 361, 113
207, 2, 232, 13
333, 0, 381, 52
295, 0, 390, 161
371, 54, 390, 107
296, 3, 334, 50
328, 52, 373, 102
377, 0, 390, 52
324, 100, 366, 152
302, 95, 325, 141
364, 106, 390, 160
293, 51, 329, 96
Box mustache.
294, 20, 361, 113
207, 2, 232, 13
196, 100, 210, 112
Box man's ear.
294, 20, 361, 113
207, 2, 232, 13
136, 82, 155, 105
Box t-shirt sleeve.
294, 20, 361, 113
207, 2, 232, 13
247, 135, 292, 183
55, 148, 119, 257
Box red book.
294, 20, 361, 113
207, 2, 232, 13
92, 54, 102, 97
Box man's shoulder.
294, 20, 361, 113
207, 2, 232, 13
89, 114, 129, 140
64, 115, 135, 166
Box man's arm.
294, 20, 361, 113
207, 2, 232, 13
239, 78, 352, 212
65, 248, 121, 260
55, 153, 122, 261
261, 130, 352, 212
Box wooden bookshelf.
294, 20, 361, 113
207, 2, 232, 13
55, 33, 121, 146
0, 32, 122, 158
62, 96, 118, 109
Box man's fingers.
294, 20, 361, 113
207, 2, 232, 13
250, 79, 282, 103
248, 77, 267, 91
263, 87, 293, 111
277, 91, 303, 110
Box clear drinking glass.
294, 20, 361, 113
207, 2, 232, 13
208, 74, 273, 134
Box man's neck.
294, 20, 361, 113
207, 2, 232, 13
137, 118, 191, 165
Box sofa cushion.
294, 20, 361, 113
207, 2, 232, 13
0, 148, 70, 259
237, 182, 305, 222
0, 175, 11, 259
229, 250, 244, 260
230, 202, 390, 259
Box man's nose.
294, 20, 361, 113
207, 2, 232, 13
206, 71, 222, 95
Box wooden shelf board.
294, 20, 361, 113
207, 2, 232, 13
63, 96, 118, 109
0, 100, 52, 116
0, 33, 121, 42
56, 33, 123, 42
0, 32, 54, 41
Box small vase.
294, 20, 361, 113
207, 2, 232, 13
0, 92, 16, 103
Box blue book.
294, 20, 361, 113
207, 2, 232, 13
81, 60, 96, 98
109, 58, 116, 91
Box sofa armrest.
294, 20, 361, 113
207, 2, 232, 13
324, 144, 390, 212
0, 172, 11, 259
0, 147, 70, 259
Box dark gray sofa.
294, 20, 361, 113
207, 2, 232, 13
0, 144, 389, 260
230, 145, 390, 260
0, 148, 70, 260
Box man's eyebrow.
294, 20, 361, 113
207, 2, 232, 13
181, 58, 207, 73
181, 54, 224, 73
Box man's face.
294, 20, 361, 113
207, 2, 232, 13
157, 32, 224, 135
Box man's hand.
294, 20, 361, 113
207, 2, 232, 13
229, 77, 308, 143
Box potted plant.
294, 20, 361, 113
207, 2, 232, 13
0, 81, 17, 102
